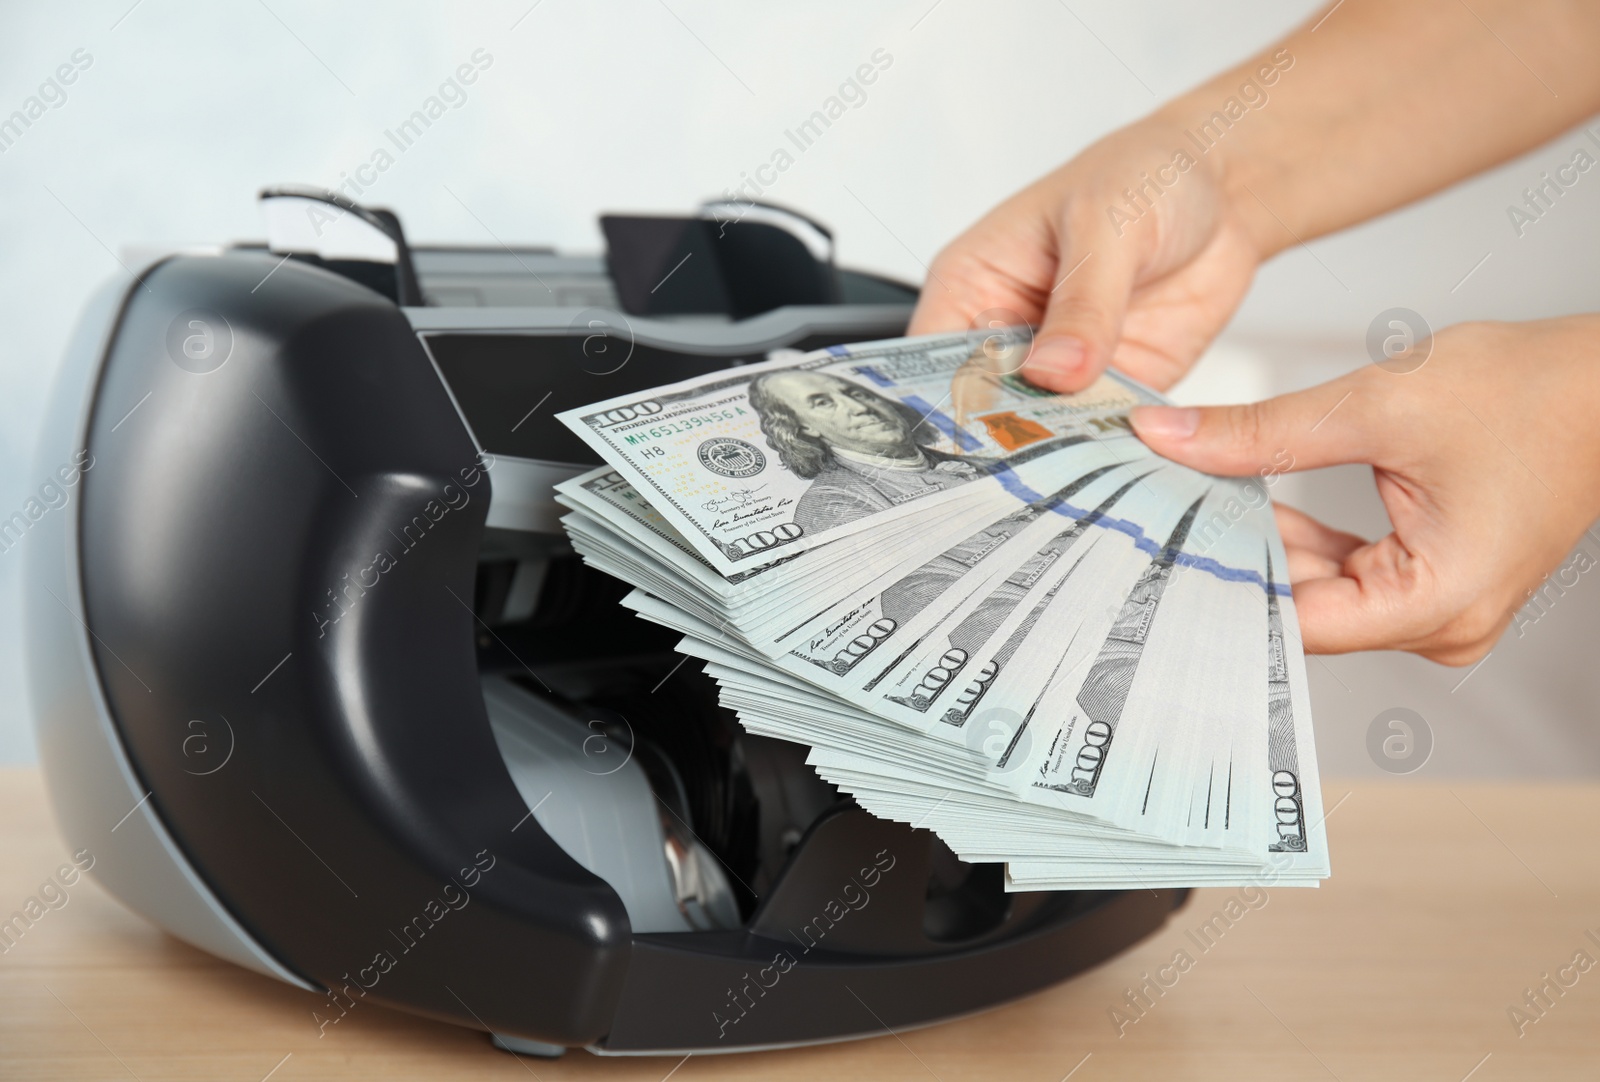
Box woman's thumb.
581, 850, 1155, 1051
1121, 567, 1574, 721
1022, 245, 1138, 394
1129, 376, 1377, 477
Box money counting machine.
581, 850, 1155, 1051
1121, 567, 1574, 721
25, 188, 1188, 1056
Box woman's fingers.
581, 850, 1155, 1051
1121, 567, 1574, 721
1280, 540, 1344, 584
1289, 532, 1444, 656
1273, 503, 1366, 564
1266, 500, 1462, 657
907, 246, 1041, 337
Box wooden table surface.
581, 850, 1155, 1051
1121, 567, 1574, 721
4, 767, 1598, 1081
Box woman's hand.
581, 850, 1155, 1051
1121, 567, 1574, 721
908, 0, 1600, 398
907, 114, 1263, 395
1129, 317, 1600, 664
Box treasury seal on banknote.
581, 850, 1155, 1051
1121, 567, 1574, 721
697, 438, 767, 478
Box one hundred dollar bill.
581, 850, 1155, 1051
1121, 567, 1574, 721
555, 328, 1330, 886
557, 330, 1160, 577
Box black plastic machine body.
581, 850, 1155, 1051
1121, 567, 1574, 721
23, 191, 1187, 1056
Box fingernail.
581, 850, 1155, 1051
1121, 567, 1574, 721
1027, 337, 1087, 379
1130, 406, 1200, 440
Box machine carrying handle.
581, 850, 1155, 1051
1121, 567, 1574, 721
258, 185, 425, 306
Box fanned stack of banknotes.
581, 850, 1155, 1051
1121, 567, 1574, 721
554, 328, 1331, 890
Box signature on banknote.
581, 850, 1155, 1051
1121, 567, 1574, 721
702, 486, 770, 514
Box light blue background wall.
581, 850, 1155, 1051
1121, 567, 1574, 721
4, 1, 1598, 774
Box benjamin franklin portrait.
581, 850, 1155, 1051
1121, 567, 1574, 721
746, 371, 984, 534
